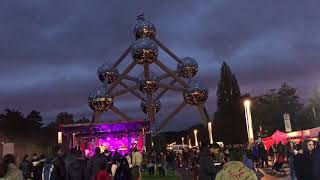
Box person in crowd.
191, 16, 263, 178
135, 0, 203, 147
146, 161, 155, 175
95, 163, 110, 180
215, 148, 258, 180
0, 154, 23, 180
191, 151, 199, 180
252, 144, 260, 168
30, 153, 39, 179
293, 145, 305, 180
286, 141, 296, 180
268, 143, 276, 166
198, 143, 219, 180
272, 148, 285, 172
88, 147, 107, 180
124, 154, 132, 169
312, 133, 320, 180
131, 147, 142, 180
158, 152, 166, 176
0, 159, 7, 178
110, 159, 119, 180
258, 143, 268, 168
34, 154, 46, 180
42, 144, 67, 180
66, 151, 87, 180
294, 140, 315, 180
243, 152, 261, 180
104, 149, 112, 164
113, 150, 122, 163
114, 156, 130, 180
19, 155, 32, 180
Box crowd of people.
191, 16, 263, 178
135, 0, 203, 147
0, 133, 319, 180
179, 134, 320, 180
0, 145, 144, 180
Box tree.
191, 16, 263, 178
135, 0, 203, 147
214, 62, 247, 144
56, 112, 74, 125
26, 110, 43, 130
251, 83, 305, 134
297, 88, 320, 128
0, 109, 26, 138
76, 116, 91, 124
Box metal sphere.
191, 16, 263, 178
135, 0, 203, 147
88, 86, 113, 112
131, 38, 158, 64
138, 72, 159, 93
177, 57, 198, 78
97, 63, 119, 84
183, 79, 208, 105
140, 99, 161, 114
133, 20, 156, 39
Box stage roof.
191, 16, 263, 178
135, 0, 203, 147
59, 120, 151, 136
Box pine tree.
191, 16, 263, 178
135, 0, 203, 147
26, 110, 43, 129
214, 62, 247, 144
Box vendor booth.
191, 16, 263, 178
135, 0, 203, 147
59, 119, 150, 157
262, 127, 320, 150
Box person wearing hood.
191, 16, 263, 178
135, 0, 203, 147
215, 148, 257, 180
88, 147, 107, 180
66, 151, 88, 180
198, 143, 220, 180
114, 156, 131, 180
0, 154, 23, 180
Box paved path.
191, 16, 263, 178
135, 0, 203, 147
260, 168, 290, 180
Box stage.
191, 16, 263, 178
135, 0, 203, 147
59, 120, 151, 156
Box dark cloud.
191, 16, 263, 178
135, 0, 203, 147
1, 0, 319, 131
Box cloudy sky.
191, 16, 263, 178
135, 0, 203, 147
1, 0, 320, 131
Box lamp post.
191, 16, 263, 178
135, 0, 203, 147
188, 139, 192, 149
182, 137, 185, 147
208, 122, 213, 144
194, 130, 198, 147
244, 99, 254, 144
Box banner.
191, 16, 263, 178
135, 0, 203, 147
283, 113, 292, 132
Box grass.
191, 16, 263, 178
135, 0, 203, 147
142, 170, 176, 180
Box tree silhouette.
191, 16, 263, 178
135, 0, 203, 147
252, 83, 305, 134
26, 110, 43, 130
214, 62, 247, 144
56, 112, 74, 125
76, 116, 90, 124
0, 109, 26, 138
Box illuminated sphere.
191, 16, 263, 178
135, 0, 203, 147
88, 86, 113, 112
140, 99, 161, 114
183, 79, 208, 105
97, 63, 119, 84
133, 20, 156, 39
138, 72, 159, 93
131, 38, 158, 64
177, 57, 198, 78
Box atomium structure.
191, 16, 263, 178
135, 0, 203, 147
88, 14, 210, 132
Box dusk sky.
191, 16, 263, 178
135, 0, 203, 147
1, 0, 320, 131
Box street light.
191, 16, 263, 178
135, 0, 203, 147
208, 122, 213, 144
182, 137, 185, 147
194, 129, 198, 147
244, 99, 254, 144
188, 139, 192, 148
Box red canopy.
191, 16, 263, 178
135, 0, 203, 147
262, 130, 287, 150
